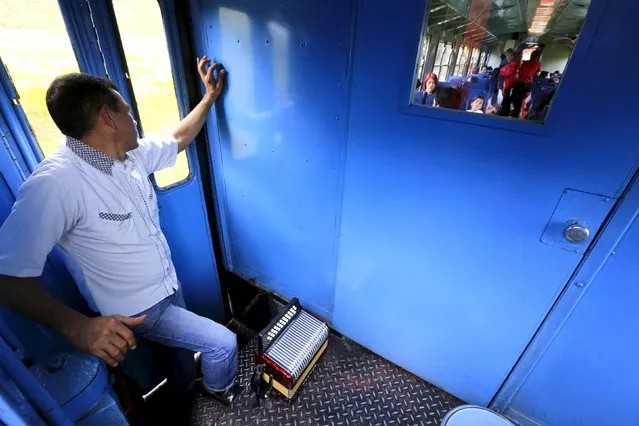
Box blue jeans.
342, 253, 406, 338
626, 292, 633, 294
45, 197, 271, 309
133, 289, 237, 392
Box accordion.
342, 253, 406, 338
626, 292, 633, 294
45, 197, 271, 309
255, 298, 329, 400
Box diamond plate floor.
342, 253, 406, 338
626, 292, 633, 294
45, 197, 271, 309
190, 334, 462, 425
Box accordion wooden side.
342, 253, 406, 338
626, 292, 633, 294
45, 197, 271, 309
255, 298, 329, 400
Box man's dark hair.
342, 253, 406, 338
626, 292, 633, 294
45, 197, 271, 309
435, 87, 462, 110
46, 73, 121, 140
435, 87, 453, 108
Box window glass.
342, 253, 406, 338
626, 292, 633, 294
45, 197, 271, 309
416, 35, 431, 85
412, 0, 593, 122
469, 47, 480, 73
112, 0, 190, 188
433, 42, 453, 80
0, 0, 79, 157
454, 46, 469, 76
432, 42, 446, 77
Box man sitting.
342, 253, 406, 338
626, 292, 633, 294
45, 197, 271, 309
0, 55, 242, 407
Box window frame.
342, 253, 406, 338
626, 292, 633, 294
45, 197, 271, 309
0, 59, 41, 175
433, 42, 453, 81
469, 47, 480, 73
154, 0, 202, 191
480, 51, 489, 68
439, 45, 452, 81
432, 41, 446, 78
402, 0, 608, 137
97, 0, 197, 191
417, 34, 431, 82
454, 45, 469, 76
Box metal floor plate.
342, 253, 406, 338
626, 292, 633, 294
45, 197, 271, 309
190, 335, 462, 425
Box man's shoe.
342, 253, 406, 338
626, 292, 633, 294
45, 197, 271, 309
202, 382, 244, 407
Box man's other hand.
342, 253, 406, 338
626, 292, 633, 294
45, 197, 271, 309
197, 55, 226, 103
67, 315, 146, 367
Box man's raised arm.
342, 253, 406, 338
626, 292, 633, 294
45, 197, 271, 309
172, 55, 226, 152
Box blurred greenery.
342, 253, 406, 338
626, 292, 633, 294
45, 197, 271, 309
0, 0, 189, 187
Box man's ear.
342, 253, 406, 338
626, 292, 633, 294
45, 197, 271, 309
99, 106, 118, 131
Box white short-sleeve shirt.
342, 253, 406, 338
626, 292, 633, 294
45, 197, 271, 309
0, 136, 180, 316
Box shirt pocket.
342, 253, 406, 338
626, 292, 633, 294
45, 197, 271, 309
93, 209, 138, 243
99, 212, 132, 222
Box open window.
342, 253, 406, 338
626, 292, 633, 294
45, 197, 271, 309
0, 0, 79, 158
111, 0, 190, 188
412, 0, 593, 122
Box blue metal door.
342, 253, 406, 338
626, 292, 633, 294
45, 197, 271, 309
188, 0, 355, 319
332, 0, 639, 406
494, 171, 639, 426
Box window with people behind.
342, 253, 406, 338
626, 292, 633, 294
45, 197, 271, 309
412, 0, 592, 123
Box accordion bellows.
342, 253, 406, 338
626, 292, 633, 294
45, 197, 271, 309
256, 298, 329, 399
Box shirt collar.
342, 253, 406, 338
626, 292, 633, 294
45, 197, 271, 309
66, 136, 115, 175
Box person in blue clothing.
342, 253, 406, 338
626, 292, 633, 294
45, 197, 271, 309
414, 72, 439, 107
467, 96, 485, 113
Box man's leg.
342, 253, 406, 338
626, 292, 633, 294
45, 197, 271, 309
510, 82, 526, 118
499, 88, 512, 116
134, 291, 238, 393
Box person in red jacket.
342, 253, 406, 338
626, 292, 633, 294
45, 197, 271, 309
498, 49, 520, 116
509, 49, 542, 118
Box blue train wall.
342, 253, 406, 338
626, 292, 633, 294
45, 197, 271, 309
190, 0, 639, 410
0, 0, 638, 424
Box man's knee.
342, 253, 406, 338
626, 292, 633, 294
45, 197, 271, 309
221, 328, 238, 354
206, 327, 237, 359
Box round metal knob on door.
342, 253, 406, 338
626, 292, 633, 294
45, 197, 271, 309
564, 223, 590, 243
